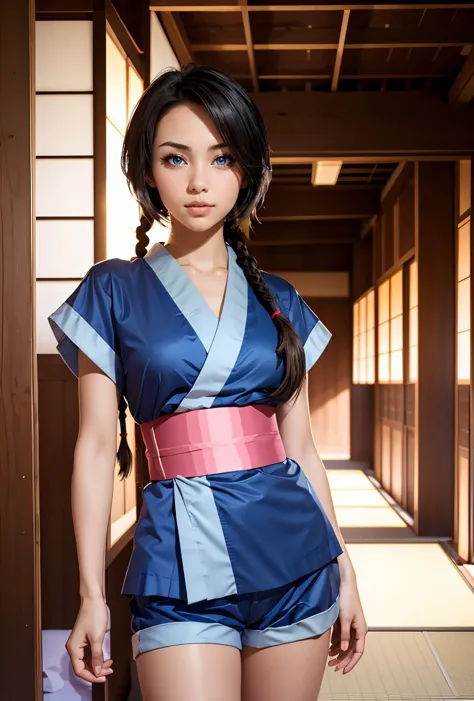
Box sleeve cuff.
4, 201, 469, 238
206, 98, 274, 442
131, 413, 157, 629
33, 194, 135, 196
48, 302, 123, 389
303, 320, 332, 373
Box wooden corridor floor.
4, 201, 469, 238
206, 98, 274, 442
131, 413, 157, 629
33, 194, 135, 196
318, 468, 474, 701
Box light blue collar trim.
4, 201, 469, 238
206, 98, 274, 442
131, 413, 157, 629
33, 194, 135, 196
144, 242, 222, 353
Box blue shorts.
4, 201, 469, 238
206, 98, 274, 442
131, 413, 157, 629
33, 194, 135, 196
129, 558, 340, 659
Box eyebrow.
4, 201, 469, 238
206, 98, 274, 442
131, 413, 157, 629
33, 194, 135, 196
158, 141, 228, 151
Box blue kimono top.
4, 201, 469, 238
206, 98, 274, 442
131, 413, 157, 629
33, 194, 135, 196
48, 241, 343, 604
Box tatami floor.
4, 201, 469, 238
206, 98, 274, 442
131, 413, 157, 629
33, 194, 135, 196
319, 468, 474, 701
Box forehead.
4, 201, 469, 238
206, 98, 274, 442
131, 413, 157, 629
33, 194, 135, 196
155, 103, 223, 145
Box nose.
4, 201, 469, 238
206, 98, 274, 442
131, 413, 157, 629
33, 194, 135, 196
187, 163, 209, 194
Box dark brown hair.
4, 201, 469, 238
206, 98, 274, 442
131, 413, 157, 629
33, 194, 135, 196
116, 63, 305, 478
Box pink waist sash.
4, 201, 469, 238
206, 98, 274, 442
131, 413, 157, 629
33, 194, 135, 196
140, 405, 287, 481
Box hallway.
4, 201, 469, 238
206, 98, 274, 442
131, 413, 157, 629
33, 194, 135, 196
4, 1, 474, 699
320, 467, 474, 700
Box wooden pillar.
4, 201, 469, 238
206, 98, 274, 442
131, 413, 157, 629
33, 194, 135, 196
415, 161, 455, 536
0, 1, 42, 698
351, 236, 375, 466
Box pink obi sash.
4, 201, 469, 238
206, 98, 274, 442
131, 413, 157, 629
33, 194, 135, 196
140, 405, 287, 481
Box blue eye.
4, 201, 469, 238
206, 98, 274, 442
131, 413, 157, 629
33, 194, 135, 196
169, 155, 185, 166
214, 155, 233, 167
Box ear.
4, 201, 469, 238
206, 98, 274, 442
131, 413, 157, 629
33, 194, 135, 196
145, 173, 156, 188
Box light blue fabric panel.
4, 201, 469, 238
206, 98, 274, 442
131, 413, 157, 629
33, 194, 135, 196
303, 320, 332, 373
177, 246, 248, 412
144, 243, 218, 353
132, 620, 242, 658
173, 475, 238, 604
242, 596, 340, 648
49, 302, 122, 387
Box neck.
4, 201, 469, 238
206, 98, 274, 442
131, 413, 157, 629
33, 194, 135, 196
165, 218, 228, 271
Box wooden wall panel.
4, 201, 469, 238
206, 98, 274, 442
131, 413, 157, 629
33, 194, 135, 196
39, 356, 81, 628
307, 297, 352, 460
352, 235, 373, 301
252, 243, 352, 272
399, 174, 415, 258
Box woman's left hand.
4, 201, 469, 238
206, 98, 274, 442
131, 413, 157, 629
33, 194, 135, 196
327, 574, 368, 674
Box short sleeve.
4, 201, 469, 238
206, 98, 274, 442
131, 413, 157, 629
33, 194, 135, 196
47, 261, 124, 390
284, 284, 332, 373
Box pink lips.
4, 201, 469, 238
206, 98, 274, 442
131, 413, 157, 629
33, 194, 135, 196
185, 201, 214, 216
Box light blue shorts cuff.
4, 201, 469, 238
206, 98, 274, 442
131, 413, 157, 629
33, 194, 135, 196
132, 621, 242, 659
242, 596, 340, 649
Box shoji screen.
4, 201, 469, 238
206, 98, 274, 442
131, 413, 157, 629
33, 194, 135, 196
455, 159, 471, 562
377, 269, 404, 496
353, 290, 375, 385
36, 20, 94, 354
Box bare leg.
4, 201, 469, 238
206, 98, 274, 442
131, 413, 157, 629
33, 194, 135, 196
241, 630, 331, 701
136, 644, 241, 701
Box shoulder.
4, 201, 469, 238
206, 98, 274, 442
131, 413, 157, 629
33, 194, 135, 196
85, 257, 142, 294
261, 270, 296, 313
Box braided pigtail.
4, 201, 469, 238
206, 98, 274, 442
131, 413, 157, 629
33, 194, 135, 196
115, 213, 154, 480
224, 224, 306, 404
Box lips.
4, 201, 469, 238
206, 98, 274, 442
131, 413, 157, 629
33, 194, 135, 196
185, 202, 213, 208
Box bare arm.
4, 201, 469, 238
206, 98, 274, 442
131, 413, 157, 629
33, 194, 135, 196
74, 350, 120, 600
276, 374, 356, 583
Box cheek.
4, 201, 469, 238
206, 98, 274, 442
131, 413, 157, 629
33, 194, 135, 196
218, 171, 242, 206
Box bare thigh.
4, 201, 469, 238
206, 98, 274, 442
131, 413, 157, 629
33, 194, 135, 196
241, 629, 331, 701
136, 643, 241, 701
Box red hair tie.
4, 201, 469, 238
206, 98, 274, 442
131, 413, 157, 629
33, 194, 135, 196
119, 433, 127, 438
271, 310, 281, 319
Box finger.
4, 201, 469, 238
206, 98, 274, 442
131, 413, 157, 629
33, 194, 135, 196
339, 616, 352, 652
342, 651, 364, 674
90, 640, 105, 677
343, 631, 367, 673
70, 654, 107, 683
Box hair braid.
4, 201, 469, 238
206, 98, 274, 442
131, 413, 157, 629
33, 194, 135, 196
224, 225, 306, 403
116, 213, 154, 479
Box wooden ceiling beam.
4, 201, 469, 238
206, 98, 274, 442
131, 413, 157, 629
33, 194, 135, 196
151, 5, 474, 12
159, 11, 194, 64
249, 219, 362, 245
239, 0, 259, 92
251, 92, 474, 157
256, 73, 451, 80
260, 186, 379, 219
449, 47, 474, 103
332, 9, 350, 92
192, 41, 471, 52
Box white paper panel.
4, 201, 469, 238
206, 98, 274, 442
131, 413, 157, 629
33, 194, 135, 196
36, 159, 94, 217
128, 65, 144, 122
150, 13, 180, 82
36, 279, 79, 354
36, 21, 93, 92
36, 220, 94, 278
106, 121, 140, 259
106, 33, 127, 135
266, 271, 349, 298
36, 94, 93, 156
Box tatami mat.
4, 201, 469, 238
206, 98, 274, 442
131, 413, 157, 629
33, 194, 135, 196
425, 632, 474, 697
345, 543, 474, 628
319, 631, 456, 700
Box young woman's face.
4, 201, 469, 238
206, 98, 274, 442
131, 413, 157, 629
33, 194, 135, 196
150, 102, 244, 232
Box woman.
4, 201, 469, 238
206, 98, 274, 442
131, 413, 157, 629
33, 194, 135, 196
48, 64, 367, 701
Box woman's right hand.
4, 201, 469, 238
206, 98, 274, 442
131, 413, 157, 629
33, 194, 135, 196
66, 596, 114, 683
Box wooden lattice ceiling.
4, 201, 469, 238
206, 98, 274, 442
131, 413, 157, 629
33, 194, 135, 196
153, 2, 474, 99
151, 2, 474, 214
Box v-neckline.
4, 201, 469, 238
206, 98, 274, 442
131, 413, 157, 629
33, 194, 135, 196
158, 242, 232, 324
